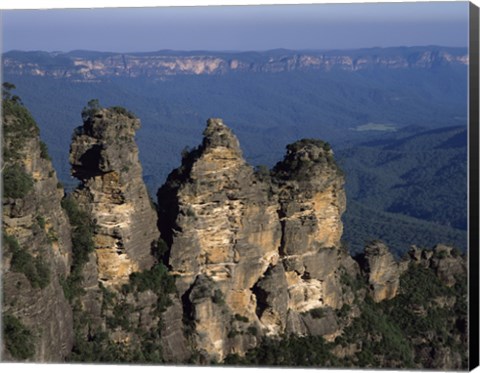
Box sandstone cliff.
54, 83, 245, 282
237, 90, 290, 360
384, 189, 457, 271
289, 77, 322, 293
1, 92, 73, 361
272, 139, 352, 314
65, 102, 190, 363
3, 47, 468, 81
1, 96, 468, 369
158, 119, 358, 361
158, 119, 282, 360
70, 104, 158, 288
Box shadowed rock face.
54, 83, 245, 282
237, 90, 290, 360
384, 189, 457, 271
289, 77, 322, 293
158, 119, 357, 360
2, 99, 73, 361
70, 108, 158, 288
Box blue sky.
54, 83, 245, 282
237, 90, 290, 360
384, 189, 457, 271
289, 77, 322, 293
1, 2, 469, 52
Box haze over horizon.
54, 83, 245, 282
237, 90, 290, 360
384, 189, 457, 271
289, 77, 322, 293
2, 2, 469, 53
3, 45, 470, 55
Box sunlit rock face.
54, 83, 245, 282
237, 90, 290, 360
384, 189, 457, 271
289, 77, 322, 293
158, 119, 355, 361
70, 107, 158, 288
158, 119, 282, 361
361, 241, 400, 302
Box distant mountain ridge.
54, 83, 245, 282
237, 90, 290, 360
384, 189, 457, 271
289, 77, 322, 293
3, 46, 468, 81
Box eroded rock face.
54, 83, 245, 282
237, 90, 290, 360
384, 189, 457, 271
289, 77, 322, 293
70, 108, 158, 288
361, 241, 400, 302
2, 99, 73, 361
407, 244, 466, 287
158, 119, 354, 361
159, 119, 281, 360
272, 140, 348, 314
66, 105, 191, 364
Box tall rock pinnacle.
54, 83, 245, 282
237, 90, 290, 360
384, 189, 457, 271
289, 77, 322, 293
158, 119, 357, 361
70, 105, 158, 287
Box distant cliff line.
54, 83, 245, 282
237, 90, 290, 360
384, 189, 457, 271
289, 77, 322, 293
3, 46, 468, 81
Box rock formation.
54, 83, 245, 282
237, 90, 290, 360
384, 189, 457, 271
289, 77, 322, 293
361, 241, 400, 302
158, 119, 358, 361
272, 139, 351, 313
1, 96, 468, 369
70, 105, 158, 287
65, 103, 190, 363
158, 119, 282, 360
3, 48, 468, 81
407, 244, 466, 287
1, 95, 73, 361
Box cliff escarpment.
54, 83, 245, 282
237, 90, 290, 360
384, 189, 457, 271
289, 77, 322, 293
158, 119, 358, 361
3, 47, 468, 81
1, 86, 74, 361
1, 95, 468, 369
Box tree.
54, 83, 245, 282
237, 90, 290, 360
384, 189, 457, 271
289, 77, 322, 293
81, 99, 102, 121
2, 82, 16, 100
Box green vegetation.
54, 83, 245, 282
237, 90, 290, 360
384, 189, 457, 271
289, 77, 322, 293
106, 301, 135, 331
247, 326, 258, 336
2, 83, 39, 161
286, 138, 331, 153
81, 99, 137, 122
343, 200, 467, 257
212, 289, 225, 305
128, 263, 174, 293
3, 164, 34, 199
36, 215, 46, 230
1, 83, 42, 201
60, 194, 96, 301
151, 238, 169, 260
60, 192, 175, 364
234, 314, 249, 323
224, 261, 467, 369
340, 125, 467, 254
69, 306, 155, 364
124, 262, 176, 313
70, 260, 176, 363
381, 264, 467, 355
224, 335, 339, 366
335, 262, 467, 369
81, 99, 101, 121
110, 106, 136, 119
39, 141, 51, 160
254, 165, 271, 182
2, 314, 35, 360
337, 296, 414, 368
3, 232, 50, 289
70, 328, 165, 363
273, 139, 339, 181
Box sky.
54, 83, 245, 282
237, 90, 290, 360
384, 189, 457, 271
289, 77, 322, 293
1, 1, 470, 53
